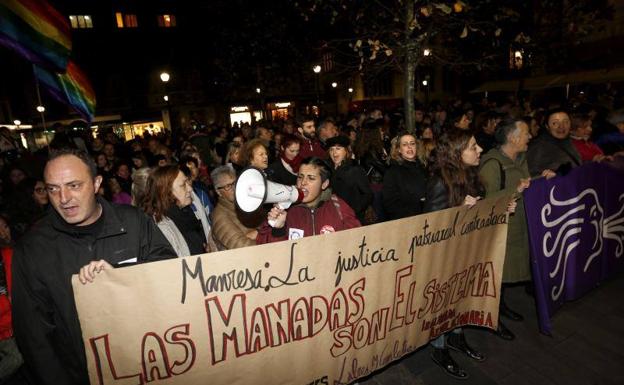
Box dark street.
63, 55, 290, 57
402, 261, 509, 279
362, 273, 624, 385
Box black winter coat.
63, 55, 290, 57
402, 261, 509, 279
424, 176, 450, 212
527, 132, 581, 176
12, 198, 175, 385
382, 159, 427, 220
267, 158, 298, 186
424, 175, 486, 213
331, 160, 373, 224
358, 151, 387, 184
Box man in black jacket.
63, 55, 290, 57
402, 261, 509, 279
12, 148, 175, 385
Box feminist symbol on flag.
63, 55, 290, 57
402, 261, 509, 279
541, 187, 624, 301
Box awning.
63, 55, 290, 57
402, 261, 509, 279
471, 67, 624, 93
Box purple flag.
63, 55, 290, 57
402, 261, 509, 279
524, 159, 624, 334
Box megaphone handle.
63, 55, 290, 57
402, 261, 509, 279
276, 201, 292, 210
268, 202, 292, 227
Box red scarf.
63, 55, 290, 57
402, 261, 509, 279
281, 154, 302, 174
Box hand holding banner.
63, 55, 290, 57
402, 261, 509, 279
73, 194, 511, 385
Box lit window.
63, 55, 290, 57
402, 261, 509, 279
157, 14, 176, 27
69, 15, 93, 29
115, 12, 123, 28
116, 12, 138, 28
125, 14, 138, 27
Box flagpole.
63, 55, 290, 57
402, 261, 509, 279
32, 64, 49, 147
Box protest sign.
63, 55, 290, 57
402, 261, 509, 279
524, 159, 624, 335
73, 194, 511, 385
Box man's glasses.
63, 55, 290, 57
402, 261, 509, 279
216, 182, 235, 191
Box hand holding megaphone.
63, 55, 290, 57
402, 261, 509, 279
267, 205, 287, 228
235, 167, 304, 227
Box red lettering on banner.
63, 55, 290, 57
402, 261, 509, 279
369, 308, 389, 343
330, 289, 349, 330
89, 325, 195, 385
200, 282, 369, 364
480, 262, 497, 298
405, 281, 418, 325
249, 307, 270, 353
417, 262, 496, 319
330, 326, 352, 357
466, 263, 482, 296
265, 299, 291, 347
89, 334, 143, 385
141, 332, 171, 382
205, 294, 249, 365
451, 270, 468, 304
352, 318, 370, 349
347, 278, 366, 324
329, 306, 390, 358
163, 324, 196, 376
389, 266, 414, 331
291, 297, 312, 341
310, 296, 329, 337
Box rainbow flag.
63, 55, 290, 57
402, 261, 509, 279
34, 60, 96, 121
0, 0, 72, 72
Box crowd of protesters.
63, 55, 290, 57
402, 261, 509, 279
0, 90, 624, 383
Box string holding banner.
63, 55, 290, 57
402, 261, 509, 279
73, 194, 511, 385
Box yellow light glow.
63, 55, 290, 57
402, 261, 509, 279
116, 12, 124, 28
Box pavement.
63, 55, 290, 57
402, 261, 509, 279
358, 272, 624, 385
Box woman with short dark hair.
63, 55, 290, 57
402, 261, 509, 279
327, 136, 373, 224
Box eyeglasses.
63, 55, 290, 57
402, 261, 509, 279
216, 182, 235, 191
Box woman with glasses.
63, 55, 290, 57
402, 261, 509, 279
141, 165, 209, 257
210, 165, 257, 250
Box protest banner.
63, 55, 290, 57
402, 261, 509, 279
524, 159, 624, 335
73, 194, 511, 385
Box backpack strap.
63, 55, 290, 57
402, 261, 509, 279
483, 158, 506, 190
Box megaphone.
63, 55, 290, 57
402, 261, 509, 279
235, 167, 304, 213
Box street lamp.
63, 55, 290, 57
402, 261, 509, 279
36, 105, 45, 113
348, 87, 353, 93
312, 66, 322, 112
331, 82, 337, 88
423, 48, 432, 57
159, 72, 171, 130
256, 88, 261, 94
422, 80, 428, 86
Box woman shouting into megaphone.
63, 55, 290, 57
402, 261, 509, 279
256, 157, 361, 243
